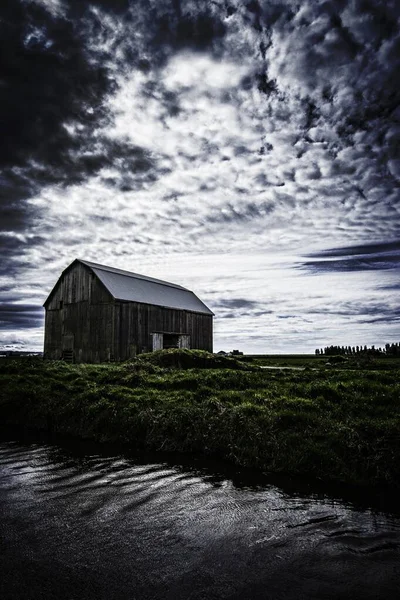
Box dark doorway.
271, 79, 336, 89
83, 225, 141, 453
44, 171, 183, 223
163, 334, 180, 349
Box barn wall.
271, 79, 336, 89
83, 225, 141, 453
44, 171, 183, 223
114, 301, 213, 360
44, 262, 114, 362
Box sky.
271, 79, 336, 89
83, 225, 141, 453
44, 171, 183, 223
1, 0, 399, 354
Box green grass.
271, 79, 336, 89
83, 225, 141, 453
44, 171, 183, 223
248, 354, 325, 367
1, 350, 400, 487
249, 353, 400, 370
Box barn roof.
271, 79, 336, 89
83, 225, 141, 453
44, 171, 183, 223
46, 259, 214, 315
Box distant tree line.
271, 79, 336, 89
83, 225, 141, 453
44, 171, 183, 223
315, 343, 400, 356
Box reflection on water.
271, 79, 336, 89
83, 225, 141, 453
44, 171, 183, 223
1, 432, 400, 600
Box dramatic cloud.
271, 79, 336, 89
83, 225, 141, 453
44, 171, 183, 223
299, 240, 400, 272
1, 0, 399, 351
0, 303, 43, 329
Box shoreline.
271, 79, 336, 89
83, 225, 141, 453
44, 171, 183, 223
3, 424, 400, 517
1, 352, 399, 489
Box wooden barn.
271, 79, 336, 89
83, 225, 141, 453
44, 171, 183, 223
43, 259, 213, 363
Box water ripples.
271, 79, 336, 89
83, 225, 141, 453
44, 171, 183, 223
1, 439, 400, 599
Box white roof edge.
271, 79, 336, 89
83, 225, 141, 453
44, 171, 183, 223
115, 298, 214, 316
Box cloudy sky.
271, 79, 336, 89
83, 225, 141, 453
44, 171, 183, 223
1, 0, 399, 353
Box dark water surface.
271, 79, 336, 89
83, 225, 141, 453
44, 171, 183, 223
1, 433, 400, 600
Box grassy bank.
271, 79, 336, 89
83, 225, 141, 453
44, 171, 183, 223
1, 350, 400, 487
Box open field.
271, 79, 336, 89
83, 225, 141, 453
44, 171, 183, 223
1, 350, 399, 487
246, 354, 400, 369
240, 354, 326, 367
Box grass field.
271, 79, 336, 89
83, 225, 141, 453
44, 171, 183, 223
1, 350, 399, 487
246, 353, 400, 369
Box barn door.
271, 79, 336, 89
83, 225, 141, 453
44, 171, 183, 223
151, 333, 190, 351
178, 335, 190, 349
62, 334, 74, 363
151, 333, 163, 351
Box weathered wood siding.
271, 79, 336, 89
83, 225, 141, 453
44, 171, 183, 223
44, 261, 213, 363
114, 301, 213, 360
44, 262, 114, 363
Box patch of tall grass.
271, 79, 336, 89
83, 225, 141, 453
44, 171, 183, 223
0, 352, 399, 487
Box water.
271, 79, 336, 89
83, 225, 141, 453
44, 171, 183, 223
1, 433, 400, 600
